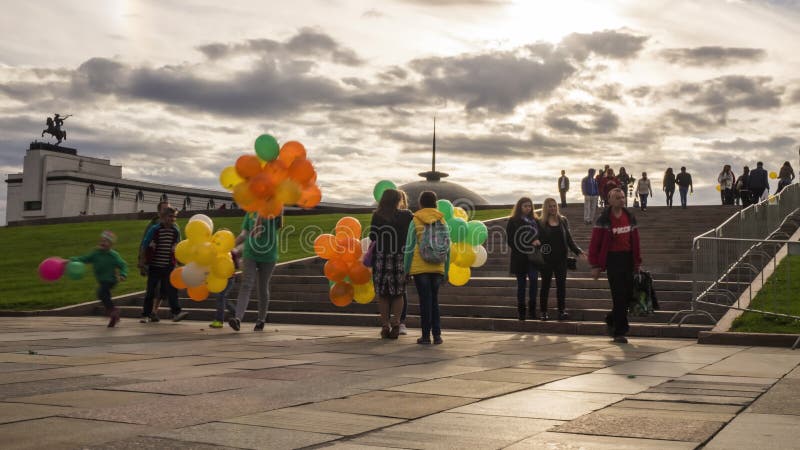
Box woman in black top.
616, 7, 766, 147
537, 198, 584, 321
662, 168, 676, 208
369, 189, 414, 339
506, 197, 541, 320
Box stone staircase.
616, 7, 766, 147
110, 204, 738, 338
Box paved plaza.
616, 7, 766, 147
0, 317, 797, 449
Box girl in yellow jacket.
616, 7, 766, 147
404, 191, 450, 345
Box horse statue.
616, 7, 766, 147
41, 114, 69, 144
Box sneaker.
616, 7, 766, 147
380, 326, 390, 339
254, 320, 265, 332
228, 317, 241, 331
107, 309, 120, 328
540, 312, 550, 321
613, 336, 628, 344
209, 320, 223, 329
171, 311, 188, 322
417, 337, 432, 345
398, 324, 408, 335
558, 311, 569, 321
389, 326, 400, 339
139, 315, 149, 324
433, 336, 443, 345
149, 313, 160, 323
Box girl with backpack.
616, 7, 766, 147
369, 189, 414, 339
404, 191, 450, 345
506, 197, 541, 321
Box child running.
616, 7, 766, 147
70, 231, 128, 327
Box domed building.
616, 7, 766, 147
398, 120, 488, 209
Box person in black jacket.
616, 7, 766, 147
662, 168, 676, 208
675, 167, 693, 208
506, 197, 541, 321
748, 161, 769, 204
736, 166, 751, 207
537, 198, 585, 321
369, 189, 414, 339
558, 170, 569, 208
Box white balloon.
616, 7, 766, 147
471, 245, 488, 268
182, 261, 209, 287
188, 214, 214, 233
360, 237, 372, 254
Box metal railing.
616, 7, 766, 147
669, 183, 800, 345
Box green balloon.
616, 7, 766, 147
254, 134, 280, 161
447, 217, 468, 242
373, 180, 397, 202
436, 199, 454, 220
65, 261, 86, 280
466, 220, 488, 246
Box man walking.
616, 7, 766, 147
748, 161, 769, 204
588, 188, 642, 344
558, 170, 569, 208
675, 167, 693, 208
582, 169, 599, 225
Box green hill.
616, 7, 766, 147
0, 209, 509, 311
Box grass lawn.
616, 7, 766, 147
730, 255, 800, 334
0, 208, 509, 311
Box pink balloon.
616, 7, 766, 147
38, 257, 67, 282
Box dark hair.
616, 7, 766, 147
757, 161, 763, 167
510, 197, 535, 220
157, 200, 170, 212
161, 206, 177, 217
375, 189, 401, 220
418, 191, 437, 208
680, 166, 686, 171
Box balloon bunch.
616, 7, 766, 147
220, 134, 322, 218
38, 257, 86, 282
436, 199, 488, 286
314, 217, 375, 307
169, 214, 236, 301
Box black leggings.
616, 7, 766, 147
664, 188, 674, 207
539, 266, 567, 312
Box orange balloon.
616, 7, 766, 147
335, 216, 362, 241
339, 238, 362, 263
297, 184, 322, 209
288, 159, 315, 185
314, 234, 340, 260
303, 172, 318, 189
187, 284, 209, 302
233, 181, 257, 206
329, 281, 354, 307
170, 267, 187, 289
257, 197, 283, 219
324, 259, 349, 282
249, 172, 276, 197
278, 141, 307, 166
348, 262, 371, 285
235, 155, 262, 179
274, 179, 301, 204
263, 159, 288, 185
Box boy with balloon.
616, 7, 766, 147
140, 207, 188, 323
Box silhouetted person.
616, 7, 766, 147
675, 167, 693, 208
558, 170, 569, 208
748, 162, 769, 203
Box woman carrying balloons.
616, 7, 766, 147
404, 191, 450, 345
369, 189, 414, 339
68, 231, 128, 327
506, 197, 541, 321
229, 211, 283, 332
536, 198, 584, 321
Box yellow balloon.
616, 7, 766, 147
186, 220, 212, 243
715, 184, 721, 192
451, 242, 476, 267
194, 242, 216, 266
769, 171, 778, 179
175, 240, 195, 264
448, 265, 470, 286
353, 281, 375, 304
219, 166, 244, 191
212, 230, 236, 253
454, 207, 469, 220
211, 254, 235, 279
206, 275, 229, 293
275, 179, 302, 204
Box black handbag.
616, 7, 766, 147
567, 256, 577, 270
527, 247, 545, 268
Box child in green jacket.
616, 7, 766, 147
71, 231, 128, 327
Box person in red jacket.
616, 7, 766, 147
588, 188, 642, 343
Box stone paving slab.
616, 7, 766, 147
0, 375, 146, 400
151, 421, 340, 449
693, 351, 800, 378
704, 413, 800, 450
511, 363, 596, 375
596, 360, 705, 377
627, 392, 754, 406
84, 436, 240, 449
0, 362, 63, 373
309, 390, 474, 419
505, 431, 697, 449
359, 361, 488, 379
7, 388, 165, 408
747, 378, 800, 415
554, 406, 730, 442
101, 375, 289, 396
451, 389, 623, 420
350, 412, 561, 449
0, 401, 72, 424
453, 368, 570, 385
221, 364, 355, 381
0, 416, 148, 449
225, 405, 404, 435
614, 399, 743, 414
0, 367, 99, 385
538, 373, 668, 394
648, 386, 761, 398
662, 380, 768, 392
642, 345, 745, 364
677, 373, 778, 385
385, 377, 529, 398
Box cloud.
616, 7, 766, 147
395, 0, 510, 5
666, 75, 783, 122
383, 129, 576, 157
660, 46, 766, 66
560, 29, 648, 61
707, 136, 797, 150
663, 109, 721, 132
545, 103, 620, 135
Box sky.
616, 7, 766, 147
2, 0, 800, 224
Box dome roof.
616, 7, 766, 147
397, 179, 489, 209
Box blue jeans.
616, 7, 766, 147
639, 193, 648, 209
414, 273, 443, 339
143, 266, 180, 316
679, 187, 689, 207
515, 267, 538, 314
214, 279, 235, 321
97, 281, 117, 312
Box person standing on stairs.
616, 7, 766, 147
557, 170, 569, 208
506, 197, 541, 321
588, 188, 642, 344
662, 168, 676, 208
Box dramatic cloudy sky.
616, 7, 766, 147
2, 0, 800, 223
